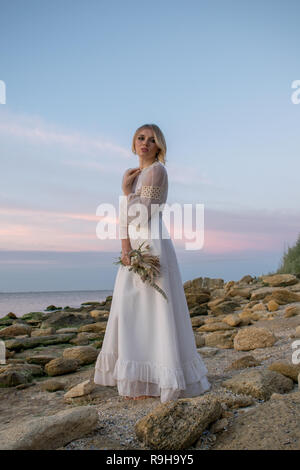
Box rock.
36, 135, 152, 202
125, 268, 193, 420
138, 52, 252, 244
271, 288, 300, 305
224, 281, 235, 290
197, 322, 234, 332
7, 312, 17, 319
64, 379, 95, 398
45, 305, 62, 311
40, 379, 66, 392
0, 315, 14, 326
223, 314, 241, 327
197, 347, 219, 357
267, 300, 279, 312
45, 358, 80, 376
209, 418, 228, 433
185, 293, 211, 309
184, 277, 224, 291
90, 310, 109, 320
239, 275, 254, 284
209, 300, 241, 316
296, 326, 300, 337
194, 333, 205, 348
191, 316, 206, 327
268, 361, 300, 382
250, 287, 275, 301
0, 363, 44, 377
31, 327, 56, 337
0, 369, 33, 387
211, 391, 300, 450
0, 406, 99, 450
204, 330, 236, 349
135, 395, 222, 450
0, 324, 32, 338
284, 305, 300, 318
207, 390, 255, 409
78, 322, 107, 333
56, 327, 79, 334
226, 288, 251, 299
233, 327, 276, 351
262, 274, 298, 287
26, 355, 57, 366
225, 355, 261, 370
238, 310, 253, 321
20, 312, 45, 324
4, 333, 76, 351
252, 303, 266, 312
62, 346, 98, 365
189, 305, 209, 317
222, 369, 294, 400
41, 312, 94, 329
249, 311, 267, 321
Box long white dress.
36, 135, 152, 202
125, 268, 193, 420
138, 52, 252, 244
93, 159, 211, 403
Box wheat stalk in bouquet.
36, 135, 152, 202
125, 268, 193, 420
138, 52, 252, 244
114, 241, 168, 302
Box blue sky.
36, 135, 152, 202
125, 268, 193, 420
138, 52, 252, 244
0, 0, 300, 292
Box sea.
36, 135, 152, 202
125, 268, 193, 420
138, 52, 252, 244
0, 290, 114, 318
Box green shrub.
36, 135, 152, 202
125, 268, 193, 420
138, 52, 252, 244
277, 233, 300, 276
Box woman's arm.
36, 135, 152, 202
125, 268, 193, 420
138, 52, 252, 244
120, 168, 141, 264
119, 164, 168, 241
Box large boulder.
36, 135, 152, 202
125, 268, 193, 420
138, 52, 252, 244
211, 391, 300, 450
0, 324, 32, 338
41, 312, 95, 329
5, 333, 76, 351
271, 288, 300, 305
268, 361, 300, 382
197, 322, 234, 332
0, 363, 43, 387
209, 300, 241, 316
78, 322, 107, 333
31, 328, 56, 337
222, 369, 294, 400
0, 406, 99, 450
262, 274, 298, 287
64, 379, 95, 399
45, 358, 80, 376
233, 327, 276, 351
135, 395, 222, 450
62, 346, 98, 365
0, 369, 33, 387
204, 330, 236, 349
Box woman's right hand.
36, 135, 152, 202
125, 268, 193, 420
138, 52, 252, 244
122, 167, 141, 195
121, 251, 131, 266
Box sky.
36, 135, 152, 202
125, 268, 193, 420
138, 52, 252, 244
0, 0, 300, 292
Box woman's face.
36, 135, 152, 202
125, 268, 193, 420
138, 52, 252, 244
135, 128, 159, 160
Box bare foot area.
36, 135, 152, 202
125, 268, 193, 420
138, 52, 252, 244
123, 395, 157, 400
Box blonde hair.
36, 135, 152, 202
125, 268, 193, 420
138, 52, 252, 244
131, 124, 167, 165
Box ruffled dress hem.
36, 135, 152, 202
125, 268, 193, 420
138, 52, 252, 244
94, 351, 211, 403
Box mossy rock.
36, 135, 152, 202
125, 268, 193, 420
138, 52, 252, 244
21, 312, 45, 322
45, 305, 62, 311
0, 315, 15, 327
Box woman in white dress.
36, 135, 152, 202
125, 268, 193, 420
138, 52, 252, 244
94, 124, 211, 403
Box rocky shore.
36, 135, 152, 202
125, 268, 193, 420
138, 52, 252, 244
0, 273, 300, 450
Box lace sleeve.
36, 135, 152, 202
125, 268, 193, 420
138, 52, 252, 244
119, 163, 168, 239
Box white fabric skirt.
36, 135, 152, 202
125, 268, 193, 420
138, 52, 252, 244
94, 214, 211, 403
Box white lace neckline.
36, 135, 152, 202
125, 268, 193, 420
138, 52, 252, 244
140, 160, 160, 172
